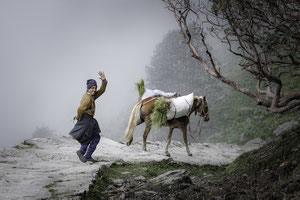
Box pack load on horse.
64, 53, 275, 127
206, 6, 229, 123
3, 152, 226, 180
136, 79, 178, 100
141, 88, 177, 100
166, 93, 194, 120
125, 80, 209, 156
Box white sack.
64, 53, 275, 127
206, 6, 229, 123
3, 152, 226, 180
167, 93, 194, 120
141, 88, 176, 100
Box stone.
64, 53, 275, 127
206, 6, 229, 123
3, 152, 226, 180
119, 193, 126, 199
112, 179, 124, 187
244, 138, 266, 147
150, 169, 193, 185
273, 121, 299, 136
107, 185, 116, 190
134, 176, 146, 181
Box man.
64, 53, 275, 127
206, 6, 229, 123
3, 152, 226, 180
69, 71, 107, 163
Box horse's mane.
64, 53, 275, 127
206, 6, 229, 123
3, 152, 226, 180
194, 95, 204, 100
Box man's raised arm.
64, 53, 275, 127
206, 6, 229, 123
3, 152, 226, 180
94, 71, 107, 99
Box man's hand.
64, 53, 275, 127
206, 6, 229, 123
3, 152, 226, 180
74, 115, 82, 121
98, 71, 106, 81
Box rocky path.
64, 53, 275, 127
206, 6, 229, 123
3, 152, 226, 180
0, 136, 265, 199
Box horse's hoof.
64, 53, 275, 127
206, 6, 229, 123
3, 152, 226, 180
127, 141, 132, 146
165, 152, 170, 157
127, 140, 133, 146
188, 153, 192, 156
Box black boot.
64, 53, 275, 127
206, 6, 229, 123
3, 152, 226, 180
76, 150, 87, 163
85, 157, 98, 163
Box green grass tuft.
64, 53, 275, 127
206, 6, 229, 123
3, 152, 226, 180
83, 166, 112, 199
150, 97, 171, 128
43, 182, 58, 199
136, 79, 145, 101
14, 140, 36, 150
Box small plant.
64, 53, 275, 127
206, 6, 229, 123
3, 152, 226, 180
44, 182, 57, 199
136, 79, 145, 101
14, 140, 36, 150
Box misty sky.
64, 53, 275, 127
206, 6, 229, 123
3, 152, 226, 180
0, 0, 179, 147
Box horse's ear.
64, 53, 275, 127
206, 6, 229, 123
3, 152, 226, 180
203, 96, 206, 101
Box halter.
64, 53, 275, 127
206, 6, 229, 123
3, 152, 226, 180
198, 101, 209, 119
189, 97, 209, 140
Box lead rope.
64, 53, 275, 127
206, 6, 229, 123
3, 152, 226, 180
189, 117, 203, 141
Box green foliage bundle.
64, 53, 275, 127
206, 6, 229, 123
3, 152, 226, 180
136, 79, 145, 101
150, 97, 171, 128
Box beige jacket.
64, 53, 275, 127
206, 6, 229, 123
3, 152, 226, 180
76, 79, 108, 120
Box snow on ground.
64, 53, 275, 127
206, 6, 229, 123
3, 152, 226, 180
0, 136, 265, 199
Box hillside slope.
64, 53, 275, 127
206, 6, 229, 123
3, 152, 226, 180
83, 124, 300, 199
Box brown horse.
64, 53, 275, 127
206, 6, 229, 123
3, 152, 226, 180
124, 95, 209, 156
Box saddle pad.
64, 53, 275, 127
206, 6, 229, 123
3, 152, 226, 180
167, 93, 194, 120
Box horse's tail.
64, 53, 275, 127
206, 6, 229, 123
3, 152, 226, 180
124, 102, 142, 143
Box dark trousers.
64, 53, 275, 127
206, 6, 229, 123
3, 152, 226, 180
70, 113, 101, 158
79, 133, 100, 158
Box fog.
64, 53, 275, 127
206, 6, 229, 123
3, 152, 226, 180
0, 0, 178, 147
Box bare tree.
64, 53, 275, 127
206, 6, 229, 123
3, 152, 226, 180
162, 0, 300, 112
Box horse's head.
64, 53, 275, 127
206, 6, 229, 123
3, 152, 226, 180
194, 96, 209, 122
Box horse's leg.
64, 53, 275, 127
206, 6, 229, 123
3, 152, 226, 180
165, 127, 174, 157
181, 126, 192, 156
142, 118, 152, 151
127, 138, 133, 146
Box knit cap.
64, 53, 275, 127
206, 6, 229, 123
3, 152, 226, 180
87, 79, 97, 89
